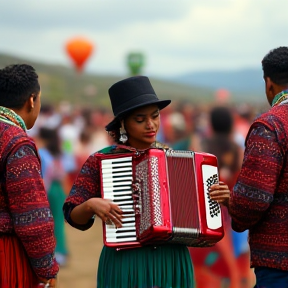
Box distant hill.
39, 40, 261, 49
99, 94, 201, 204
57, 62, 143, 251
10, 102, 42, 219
0, 53, 219, 108
172, 68, 265, 102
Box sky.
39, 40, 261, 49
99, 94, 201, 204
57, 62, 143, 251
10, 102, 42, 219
0, 0, 287, 78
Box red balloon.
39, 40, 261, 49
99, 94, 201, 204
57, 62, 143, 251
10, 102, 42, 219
65, 37, 94, 72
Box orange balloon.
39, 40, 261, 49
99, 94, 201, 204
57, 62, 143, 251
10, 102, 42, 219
65, 37, 94, 72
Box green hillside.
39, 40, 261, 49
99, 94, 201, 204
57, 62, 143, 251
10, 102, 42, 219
0, 53, 219, 109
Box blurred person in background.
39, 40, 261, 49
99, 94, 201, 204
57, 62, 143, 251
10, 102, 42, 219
37, 127, 70, 267
63, 76, 231, 288
171, 104, 203, 152
0, 64, 58, 288
58, 109, 78, 187
212, 46, 288, 287
190, 106, 253, 288
164, 111, 187, 146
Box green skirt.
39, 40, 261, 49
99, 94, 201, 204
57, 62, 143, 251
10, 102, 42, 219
97, 244, 195, 288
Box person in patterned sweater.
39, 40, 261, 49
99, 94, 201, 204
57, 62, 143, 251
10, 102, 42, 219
0, 64, 58, 288
210, 47, 288, 287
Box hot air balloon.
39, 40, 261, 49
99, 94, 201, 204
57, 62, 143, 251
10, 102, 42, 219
127, 52, 145, 76
65, 37, 94, 73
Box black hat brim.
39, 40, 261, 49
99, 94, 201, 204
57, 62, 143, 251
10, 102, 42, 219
105, 99, 171, 131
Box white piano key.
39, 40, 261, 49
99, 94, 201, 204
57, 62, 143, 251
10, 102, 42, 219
120, 222, 136, 228
103, 186, 132, 195
106, 237, 137, 242
105, 222, 136, 229
106, 231, 136, 237
101, 167, 132, 173
113, 200, 133, 205
119, 205, 133, 210
102, 176, 133, 182
103, 181, 132, 187
102, 195, 132, 201
120, 208, 135, 213
122, 217, 135, 222
102, 172, 133, 179
106, 225, 135, 231
102, 157, 132, 163
104, 192, 132, 197
102, 162, 132, 168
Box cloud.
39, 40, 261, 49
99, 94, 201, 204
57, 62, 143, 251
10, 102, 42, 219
0, 0, 191, 32
1, 0, 288, 77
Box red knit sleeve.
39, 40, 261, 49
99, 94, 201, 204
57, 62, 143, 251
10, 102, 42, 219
5, 142, 59, 279
229, 124, 284, 232
63, 153, 101, 230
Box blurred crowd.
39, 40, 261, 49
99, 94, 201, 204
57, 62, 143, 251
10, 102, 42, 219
29, 99, 268, 288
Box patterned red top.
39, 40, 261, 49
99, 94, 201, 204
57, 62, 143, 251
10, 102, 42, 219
0, 121, 59, 278
229, 102, 288, 271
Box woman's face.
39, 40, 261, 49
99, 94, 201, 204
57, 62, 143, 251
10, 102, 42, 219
124, 104, 160, 149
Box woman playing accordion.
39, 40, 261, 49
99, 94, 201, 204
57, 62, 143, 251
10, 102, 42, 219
63, 76, 230, 288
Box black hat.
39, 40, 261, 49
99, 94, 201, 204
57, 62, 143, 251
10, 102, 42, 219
105, 76, 171, 131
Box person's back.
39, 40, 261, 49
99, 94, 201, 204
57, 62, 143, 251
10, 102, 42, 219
226, 46, 288, 287
0, 64, 58, 288
231, 103, 288, 269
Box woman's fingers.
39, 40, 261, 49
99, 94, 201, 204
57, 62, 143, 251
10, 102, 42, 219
107, 211, 122, 228
208, 182, 230, 207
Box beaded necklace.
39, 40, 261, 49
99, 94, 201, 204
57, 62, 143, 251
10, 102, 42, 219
272, 90, 288, 107
0, 106, 27, 131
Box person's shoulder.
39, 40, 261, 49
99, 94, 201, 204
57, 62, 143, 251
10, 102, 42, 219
252, 107, 287, 132
1, 123, 33, 149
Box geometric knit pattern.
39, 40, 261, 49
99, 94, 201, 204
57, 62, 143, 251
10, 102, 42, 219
0, 121, 59, 278
229, 103, 288, 271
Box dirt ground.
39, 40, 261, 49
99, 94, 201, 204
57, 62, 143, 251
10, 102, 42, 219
57, 218, 103, 288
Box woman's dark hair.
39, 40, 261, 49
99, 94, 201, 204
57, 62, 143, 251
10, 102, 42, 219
39, 127, 61, 157
210, 106, 233, 134
262, 46, 288, 86
107, 117, 122, 144
0, 64, 40, 109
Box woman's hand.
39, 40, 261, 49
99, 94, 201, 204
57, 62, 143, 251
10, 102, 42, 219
87, 198, 123, 228
209, 181, 230, 208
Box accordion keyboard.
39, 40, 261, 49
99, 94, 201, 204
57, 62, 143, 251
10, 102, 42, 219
101, 156, 137, 243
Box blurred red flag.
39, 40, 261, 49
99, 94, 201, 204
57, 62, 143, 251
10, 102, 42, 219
215, 88, 230, 103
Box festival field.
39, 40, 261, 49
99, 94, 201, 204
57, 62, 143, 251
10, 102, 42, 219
57, 218, 103, 288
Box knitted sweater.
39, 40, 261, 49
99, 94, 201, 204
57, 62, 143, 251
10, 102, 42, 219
0, 121, 59, 278
229, 102, 288, 271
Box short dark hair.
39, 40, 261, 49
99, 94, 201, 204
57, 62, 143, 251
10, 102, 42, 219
0, 64, 40, 109
262, 46, 288, 86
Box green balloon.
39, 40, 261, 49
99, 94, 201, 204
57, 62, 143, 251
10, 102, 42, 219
127, 52, 145, 75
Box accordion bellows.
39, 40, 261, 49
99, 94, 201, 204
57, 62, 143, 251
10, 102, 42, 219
98, 148, 224, 249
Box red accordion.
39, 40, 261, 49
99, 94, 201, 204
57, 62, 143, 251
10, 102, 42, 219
97, 148, 224, 249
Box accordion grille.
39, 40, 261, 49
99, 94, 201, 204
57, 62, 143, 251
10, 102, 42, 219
166, 155, 200, 244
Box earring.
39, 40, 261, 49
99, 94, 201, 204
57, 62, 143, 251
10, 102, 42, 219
119, 122, 128, 143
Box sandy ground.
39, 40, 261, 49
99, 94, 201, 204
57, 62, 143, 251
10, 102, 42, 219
57, 218, 103, 288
